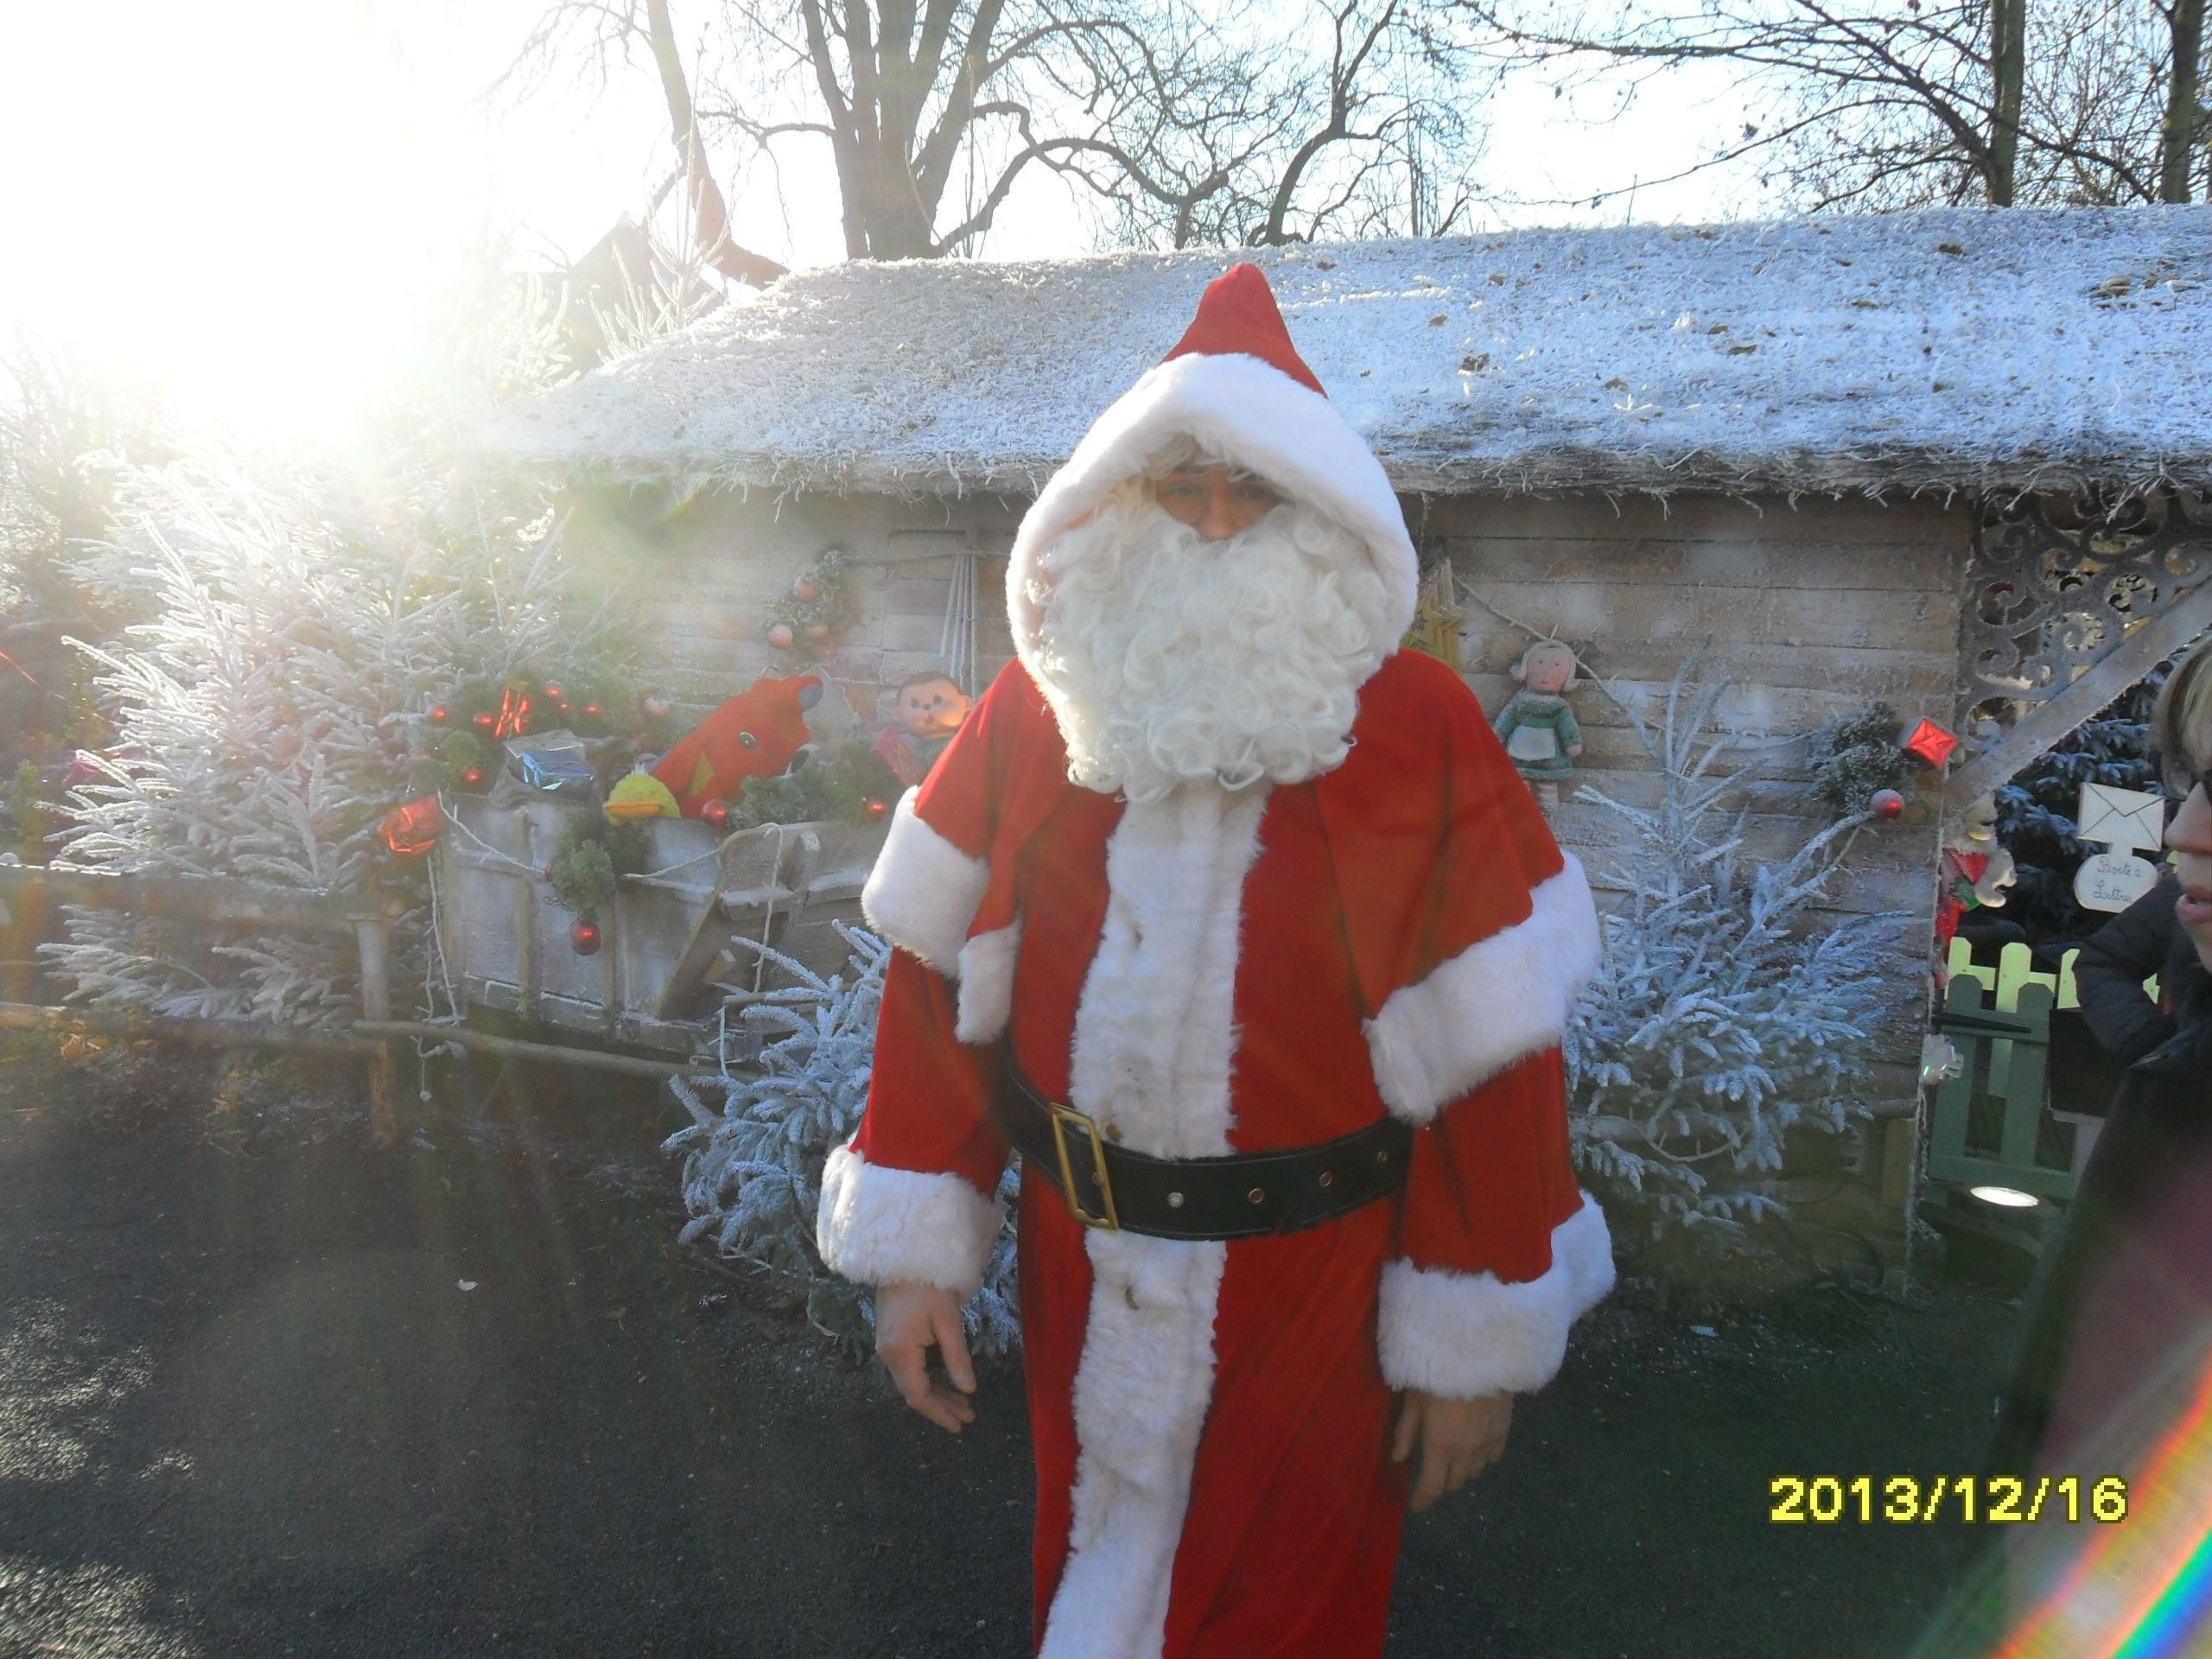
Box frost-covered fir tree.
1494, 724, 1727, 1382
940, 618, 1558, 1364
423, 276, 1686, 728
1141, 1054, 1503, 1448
664, 924, 1021, 1363
1565, 653, 1908, 1258
41, 258, 638, 1028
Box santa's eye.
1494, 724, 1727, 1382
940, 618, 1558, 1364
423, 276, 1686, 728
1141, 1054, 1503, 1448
738, 731, 758, 748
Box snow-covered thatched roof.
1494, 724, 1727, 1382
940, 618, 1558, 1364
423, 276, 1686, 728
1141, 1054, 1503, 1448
493, 205, 2212, 500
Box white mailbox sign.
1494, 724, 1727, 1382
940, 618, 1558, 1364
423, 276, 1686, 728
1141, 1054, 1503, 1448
2074, 851, 2160, 914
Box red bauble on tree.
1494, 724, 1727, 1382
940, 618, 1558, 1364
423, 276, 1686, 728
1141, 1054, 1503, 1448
794, 577, 822, 602
569, 914, 603, 956
429, 703, 449, 726
473, 710, 497, 733
1869, 789, 1906, 823
766, 622, 796, 651
461, 764, 486, 789
862, 796, 889, 821
701, 798, 732, 833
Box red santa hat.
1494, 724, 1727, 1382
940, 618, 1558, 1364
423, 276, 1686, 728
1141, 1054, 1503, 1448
1005, 262, 1419, 660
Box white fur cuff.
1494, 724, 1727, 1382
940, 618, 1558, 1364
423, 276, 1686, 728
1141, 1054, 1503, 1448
953, 919, 1021, 1044
1376, 1194, 1616, 1397
1364, 855, 1602, 1125
815, 1143, 1005, 1298
860, 788, 990, 976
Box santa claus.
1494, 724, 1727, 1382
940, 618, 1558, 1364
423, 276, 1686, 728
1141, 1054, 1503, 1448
817, 263, 1613, 1658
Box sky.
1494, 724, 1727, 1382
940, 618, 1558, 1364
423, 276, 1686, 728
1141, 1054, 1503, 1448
0, 0, 1767, 442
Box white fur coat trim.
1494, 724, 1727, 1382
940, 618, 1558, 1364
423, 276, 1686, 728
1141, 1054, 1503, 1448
953, 919, 1022, 1044
1040, 785, 1269, 1659
860, 787, 989, 978
1376, 1192, 1617, 1398
815, 1143, 1004, 1299
1363, 855, 1602, 1126
1006, 351, 1417, 677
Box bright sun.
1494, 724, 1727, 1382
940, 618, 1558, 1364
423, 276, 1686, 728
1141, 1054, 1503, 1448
0, 1, 594, 442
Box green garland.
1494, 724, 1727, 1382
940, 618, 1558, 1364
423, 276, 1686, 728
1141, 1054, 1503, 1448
766, 550, 858, 660
544, 814, 652, 917
1808, 702, 1910, 818
728, 741, 893, 830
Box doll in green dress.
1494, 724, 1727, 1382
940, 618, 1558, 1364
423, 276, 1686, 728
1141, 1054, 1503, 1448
1491, 639, 1585, 810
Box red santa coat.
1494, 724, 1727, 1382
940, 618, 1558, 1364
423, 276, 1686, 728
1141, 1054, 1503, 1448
817, 263, 1612, 1658
819, 650, 1611, 1657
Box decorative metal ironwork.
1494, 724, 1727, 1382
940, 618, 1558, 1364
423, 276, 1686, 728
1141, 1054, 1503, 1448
1960, 486, 2212, 733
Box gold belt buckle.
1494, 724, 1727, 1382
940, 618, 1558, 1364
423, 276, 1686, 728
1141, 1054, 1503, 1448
1048, 1101, 1120, 1231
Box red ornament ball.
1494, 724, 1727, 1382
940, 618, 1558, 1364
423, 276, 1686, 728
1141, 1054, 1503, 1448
794, 577, 822, 602
582, 702, 601, 719
1869, 788, 1906, 823
862, 797, 888, 821
701, 798, 732, 832
543, 682, 564, 701
569, 915, 602, 956
461, 765, 486, 788
766, 623, 796, 651
428, 703, 449, 726
472, 710, 496, 733
804, 622, 830, 642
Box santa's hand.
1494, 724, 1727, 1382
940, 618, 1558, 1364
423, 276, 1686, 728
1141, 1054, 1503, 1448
1391, 1389, 1512, 1511
874, 1281, 977, 1434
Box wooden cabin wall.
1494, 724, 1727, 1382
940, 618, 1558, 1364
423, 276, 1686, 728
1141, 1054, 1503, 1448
605, 483, 1973, 1268
594, 489, 1024, 740
1436, 491, 1973, 1259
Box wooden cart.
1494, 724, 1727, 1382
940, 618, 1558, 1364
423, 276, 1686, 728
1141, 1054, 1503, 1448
435, 796, 893, 1056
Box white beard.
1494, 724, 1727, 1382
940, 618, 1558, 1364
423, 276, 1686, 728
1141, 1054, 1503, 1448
1022, 489, 1395, 804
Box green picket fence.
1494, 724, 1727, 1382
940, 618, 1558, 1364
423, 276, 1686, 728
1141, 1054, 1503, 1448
1925, 937, 2161, 1205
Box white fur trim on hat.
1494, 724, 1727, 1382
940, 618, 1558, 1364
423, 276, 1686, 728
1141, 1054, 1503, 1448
1363, 855, 1602, 1126
815, 1142, 1004, 1298
1376, 1193, 1617, 1398
860, 787, 989, 977
1006, 351, 1418, 676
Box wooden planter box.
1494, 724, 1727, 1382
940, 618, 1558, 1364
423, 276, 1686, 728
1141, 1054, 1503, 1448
436, 797, 891, 1055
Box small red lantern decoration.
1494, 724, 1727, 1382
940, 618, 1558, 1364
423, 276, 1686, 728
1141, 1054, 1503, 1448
569, 915, 602, 956
1869, 788, 1906, 823
429, 703, 449, 726
377, 795, 445, 859
766, 623, 796, 651
1901, 717, 1959, 770
701, 798, 732, 832
794, 577, 822, 602
473, 710, 496, 733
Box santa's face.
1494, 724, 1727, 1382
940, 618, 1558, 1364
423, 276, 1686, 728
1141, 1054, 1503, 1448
1024, 471, 1393, 803
1150, 465, 1285, 542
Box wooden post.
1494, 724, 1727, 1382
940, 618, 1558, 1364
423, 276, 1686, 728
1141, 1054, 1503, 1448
355, 915, 399, 1146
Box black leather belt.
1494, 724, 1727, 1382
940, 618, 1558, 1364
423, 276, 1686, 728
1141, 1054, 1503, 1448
995, 1060, 1412, 1240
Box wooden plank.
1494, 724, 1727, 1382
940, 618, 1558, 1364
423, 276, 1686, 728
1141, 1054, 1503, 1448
0, 864, 383, 932
354, 917, 399, 1147
1420, 492, 1967, 546
1945, 579, 2212, 808
1446, 537, 1961, 594
354, 1020, 688, 1081
1463, 579, 1961, 655
1458, 631, 1956, 699
0, 999, 362, 1056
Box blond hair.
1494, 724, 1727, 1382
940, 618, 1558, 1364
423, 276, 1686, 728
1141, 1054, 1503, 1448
2152, 635, 2212, 771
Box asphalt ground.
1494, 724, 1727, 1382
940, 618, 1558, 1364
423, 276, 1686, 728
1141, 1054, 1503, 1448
0, 1036, 2026, 1658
